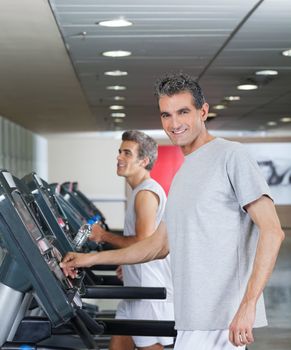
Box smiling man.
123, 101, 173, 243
61, 74, 284, 350
89, 130, 174, 350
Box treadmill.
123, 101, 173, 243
22, 172, 120, 277
60, 182, 106, 228
0, 170, 176, 349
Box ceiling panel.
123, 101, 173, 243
0, 0, 290, 134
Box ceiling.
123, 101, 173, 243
0, 0, 291, 135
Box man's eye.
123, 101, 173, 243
161, 114, 169, 118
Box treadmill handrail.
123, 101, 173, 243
83, 286, 167, 299
99, 318, 176, 337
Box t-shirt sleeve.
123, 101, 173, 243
161, 210, 166, 223
226, 145, 273, 210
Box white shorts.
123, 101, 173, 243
115, 299, 175, 347
174, 330, 246, 350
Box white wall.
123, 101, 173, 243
47, 132, 291, 230
34, 134, 48, 180
47, 133, 126, 229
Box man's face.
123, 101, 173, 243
116, 140, 144, 178
159, 92, 209, 153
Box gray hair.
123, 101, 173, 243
154, 72, 206, 109
122, 130, 158, 171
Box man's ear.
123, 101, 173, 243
201, 103, 209, 121
141, 156, 150, 169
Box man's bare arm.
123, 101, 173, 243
89, 190, 159, 248
61, 221, 169, 278
229, 195, 285, 347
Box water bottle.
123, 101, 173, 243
73, 224, 92, 250
87, 214, 101, 226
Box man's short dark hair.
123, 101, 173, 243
154, 72, 206, 109
122, 130, 158, 171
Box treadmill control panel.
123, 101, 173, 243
0, 171, 80, 326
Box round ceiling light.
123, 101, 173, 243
98, 19, 133, 27
104, 70, 128, 76
237, 84, 258, 90
256, 70, 278, 76
213, 104, 226, 110
224, 96, 240, 101
267, 121, 277, 126
113, 96, 125, 101
106, 85, 126, 91
207, 112, 217, 117
113, 118, 125, 123
110, 105, 124, 110
280, 117, 291, 122
111, 113, 126, 118
282, 49, 291, 57
102, 50, 131, 57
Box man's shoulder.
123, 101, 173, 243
213, 138, 248, 159
215, 137, 243, 150
136, 178, 166, 201
139, 178, 163, 191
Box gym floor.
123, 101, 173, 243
250, 230, 291, 350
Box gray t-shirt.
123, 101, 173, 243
165, 138, 271, 330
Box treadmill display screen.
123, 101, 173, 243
11, 191, 42, 241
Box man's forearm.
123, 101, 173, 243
100, 230, 142, 249
229, 197, 284, 347
91, 228, 169, 267
241, 227, 284, 304
229, 227, 284, 346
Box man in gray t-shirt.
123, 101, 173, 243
62, 73, 284, 350
154, 73, 284, 349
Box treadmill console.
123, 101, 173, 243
0, 170, 80, 327
22, 172, 76, 253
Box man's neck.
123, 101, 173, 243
181, 131, 215, 156
127, 171, 150, 189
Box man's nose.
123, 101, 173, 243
171, 115, 181, 129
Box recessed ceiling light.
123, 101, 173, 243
98, 19, 133, 27
256, 70, 278, 76
213, 104, 226, 110
280, 117, 291, 122
104, 70, 128, 76
208, 112, 217, 117
110, 105, 124, 110
237, 84, 258, 90
111, 113, 126, 118
282, 49, 291, 57
224, 96, 240, 101
267, 121, 277, 126
113, 118, 125, 123
113, 96, 125, 101
106, 85, 126, 91
102, 50, 131, 58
